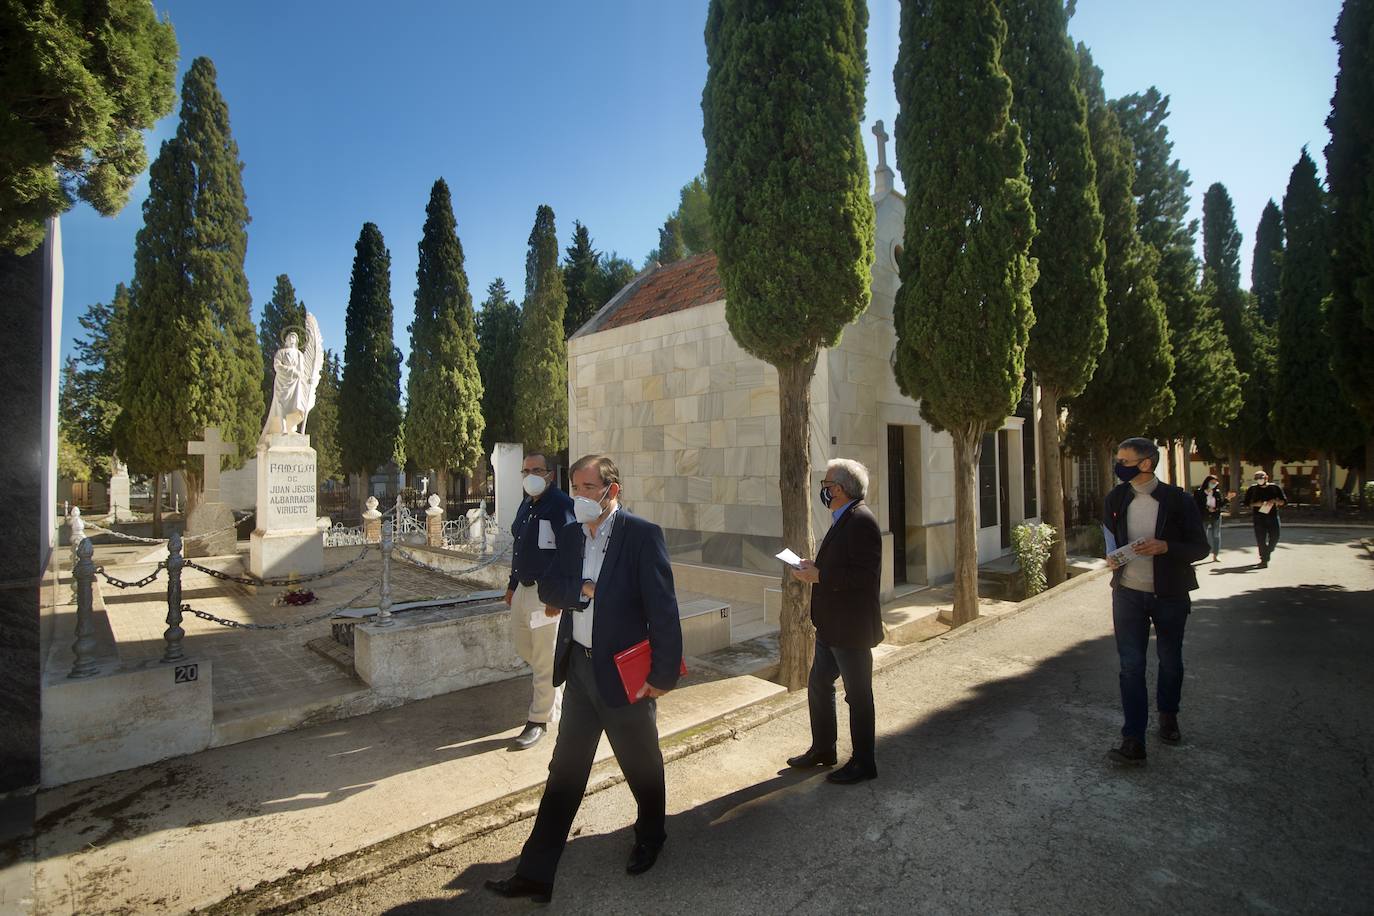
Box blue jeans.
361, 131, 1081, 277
1111, 586, 1190, 740
1205, 514, 1221, 556
807, 637, 875, 769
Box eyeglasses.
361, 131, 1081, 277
520, 468, 549, 476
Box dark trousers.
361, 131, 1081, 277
1253, 513, 1281, 561
806, 636, 876, 770
516, 649, 666, 884
1111, 586, 1189, 741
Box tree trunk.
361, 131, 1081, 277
1093, 436, 1114, 510
434, 468, 449, 507
1321, 452, 1337, 512
185, 468, 202, 516
776, 356, 818, 691
152, 473, 163, 537
1181, 439, 1194, 490
1037, 384, 1067, 586
950, 426, 983, 626
1228, 453, 1242, 514
1163, 438, 1177, 485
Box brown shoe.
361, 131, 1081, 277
1159, 713, 1181, 745
1106, 736, 1147, 766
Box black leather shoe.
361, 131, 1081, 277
1159, 713, 1181, 745
786, 748, 837, 768
826, 759, 877, 784
511, 721, 546, 750
626, 841, 663, 875
484, 874, 553, 903
1106, 736, 1147, 766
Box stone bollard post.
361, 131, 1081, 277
68, 506, 85, 548
162, 532, 186, 662
425, 494, 445, 547
362, 496, 382, 544
69, 538, 99, 678
376, 519, 395, 627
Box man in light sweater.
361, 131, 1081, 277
1102, 437, 1210, 766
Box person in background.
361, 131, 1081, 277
786, 458, 883, 785
1244, 470, 1286, 568
504, 451, 575, 750
1192, 474, 1229, 562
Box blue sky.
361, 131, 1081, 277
59, 0, 1344, 381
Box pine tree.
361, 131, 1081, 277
891, 0, 1036, 626
590, 252, 638, 312
1251, 200, 1284, 325
676, 175, 714, 254
1273, 149, 1365, 505
513, 206, 568, 457
1113, 89, 1242, 476
258, 274, 307, 421
404, 178, 485, 500
310, 351, 343, 485
1002, 0, 1106, 585
118, 57, 262, 528
65, 282, 131, 474
476, 278, 521, 456
1325, 0, 1374, 438
562, 221, 601, 338
705, 0, 875, 683
0, 0, 178, 254
1067, 45, 1173, 505
339, 222, 403, 480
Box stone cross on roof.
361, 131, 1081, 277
186, 427, 234, 503
872, 120, 890, 171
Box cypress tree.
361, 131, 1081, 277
892, 0, 1037, 626
1067, 45, 1173, 505
339, 222, 403, 482
1251, 200, 1284, 325
1273, 150, 1365, 505
656, 216, 686, 266
0, 0, 178, 254
66, 282, 131, 473
1002, 0, 1106, 585
404, 178, 485, 500
704, 0, 875, 683
476, 278, 521, 456
513, 205, 568, 457
258, 274, 307, 421
119, 57, 261, 527
1203, 182, 1279, 484
1113, 89, 1242, 478
1325, 0, 1374, 449
311, 351, 343, 485
676, 175, 714, 254
590, 252, 638, 312
562, 221, 601, 338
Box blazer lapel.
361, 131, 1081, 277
817, 500, 858, 561
598, 508, 630, 584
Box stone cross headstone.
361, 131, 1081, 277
184, 427, 238, 557
186, 427, 233, 503
872, 120, 889, 170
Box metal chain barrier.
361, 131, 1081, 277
180, 581, 381, 631
82, 511, 250, 546
182, 543, 372, 587
392, 540, 511, 580
95, 562, 167, 590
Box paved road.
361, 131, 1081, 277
302, 529, 1374, 915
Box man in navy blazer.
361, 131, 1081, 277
486, 454, 683, 903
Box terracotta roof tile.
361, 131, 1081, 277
597, 252, 724, 332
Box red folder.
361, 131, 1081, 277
612, 639, 688, 703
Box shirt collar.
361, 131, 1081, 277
831, 499, 857, 525
582, 503, 620, 541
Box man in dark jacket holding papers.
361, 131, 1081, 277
486, 454, 682, 903
1102, 437, 1209, 767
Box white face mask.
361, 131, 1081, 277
573, 487, 609, 524
522, 473, 547, 497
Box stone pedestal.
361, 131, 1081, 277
108, 465, 130, 522
250, 433, 323, 579
185, 501, 238, 558
362, 496, 382, 544
425, 494, 444, 547
492, 442, 523, 534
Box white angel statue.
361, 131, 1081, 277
260, 312, 324, 442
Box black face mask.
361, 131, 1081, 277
820, 485, 834, 508
1115, 462, 1143, 484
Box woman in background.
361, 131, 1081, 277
1193, 474, 1228, 562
